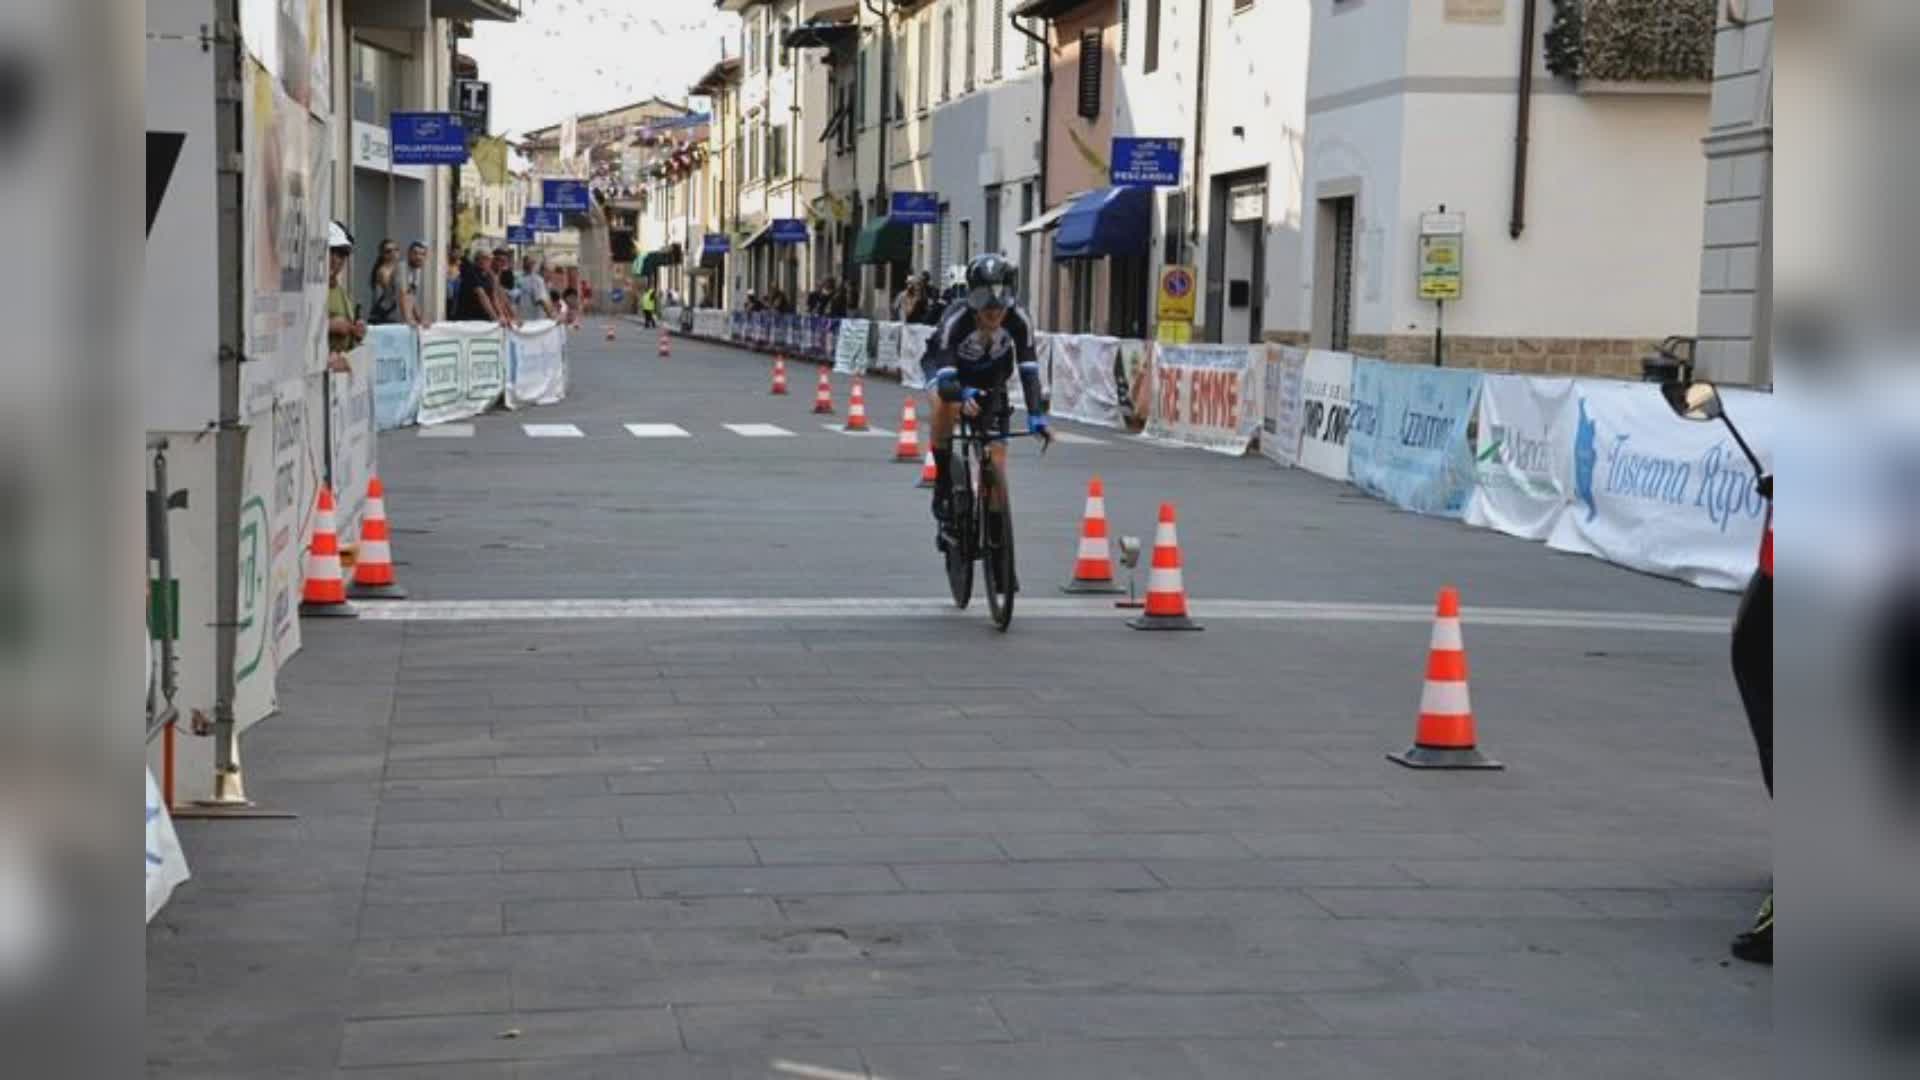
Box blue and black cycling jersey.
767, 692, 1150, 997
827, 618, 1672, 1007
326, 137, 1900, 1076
919, 302, 1046, 416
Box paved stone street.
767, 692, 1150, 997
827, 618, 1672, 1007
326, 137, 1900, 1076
148, 326, 1769, 1077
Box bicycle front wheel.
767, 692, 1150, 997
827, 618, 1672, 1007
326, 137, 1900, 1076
982, 489, 1015, 631
945, 473, 974, 609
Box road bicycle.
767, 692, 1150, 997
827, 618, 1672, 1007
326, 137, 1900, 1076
940, 388, 1048, 631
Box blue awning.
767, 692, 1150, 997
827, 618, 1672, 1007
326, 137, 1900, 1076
1052, 186, 1152, 261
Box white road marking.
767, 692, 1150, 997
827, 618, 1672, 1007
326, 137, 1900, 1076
417, 423, 475, 438
725, 423, 796, 437
624, 423, 692, 438
523, 423, 585, 438
353, 596, 1727, 633
1052, 431, 1108, 445
824, 424, 895, 437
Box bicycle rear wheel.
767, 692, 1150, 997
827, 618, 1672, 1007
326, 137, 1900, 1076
981, 471, 1015, 631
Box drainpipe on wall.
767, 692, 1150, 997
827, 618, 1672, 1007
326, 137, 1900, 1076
1509, 0, 1538, 239
1190, 0, 1210, 256
1010, 12, 1050, 216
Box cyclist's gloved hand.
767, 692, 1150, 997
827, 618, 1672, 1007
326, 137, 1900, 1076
960, 386, 985, 416
1028, 414, 1052, 441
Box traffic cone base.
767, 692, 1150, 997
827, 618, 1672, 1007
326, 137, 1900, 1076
1387, 745, 1502, 770
812, 370, 835, 414
1127, 503, 1202, 630
1388, 586, 1501, 769
846, 379, 870, 431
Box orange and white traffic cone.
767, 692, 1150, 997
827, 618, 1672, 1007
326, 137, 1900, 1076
657, 328, 671, 357
347, 475, 408, 600
300, 486, 359, 618
1062, 476, 1124, 595
770, 356, 789, 395
893, 399, 921, 461
845, 378, 870, 432
916, 448, 938, 489
812, 368, 835, 414
1127, 503, 1201, 631
1389, 586, 1502, 769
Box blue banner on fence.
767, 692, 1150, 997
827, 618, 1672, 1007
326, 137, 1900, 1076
370, 325, 422, 430
390, 112, 468, 166
541, 179, 591, 212
889, 192, 939, 225
1346, 359, 1484, 518
1110, 137, 1183, 187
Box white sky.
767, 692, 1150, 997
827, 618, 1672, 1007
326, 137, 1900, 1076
468, 0, 742, 140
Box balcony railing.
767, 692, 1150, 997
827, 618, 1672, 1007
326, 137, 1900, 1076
1543, 0, 1715, 85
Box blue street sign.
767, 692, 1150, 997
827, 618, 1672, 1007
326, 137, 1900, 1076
1110, 137, 1183, 187
889, 191, 939, 225
506, 225, 534, 245
702, 234, 731, 254
523, 207, 564, 232
541, 178, 591, 212
390, 112, 468, 166
770, 218, 810, 244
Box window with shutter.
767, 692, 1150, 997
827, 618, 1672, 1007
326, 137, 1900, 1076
1144, 0, 1161, 73
1120, 0, 1130, 64
917, 21, 929, 111
991, 0, 1004, 79
942, 10, 953, 101
964, 0, 977, 92
1077, 30, 1101, 119
857, 46, 868, 127
894, 29, 907, 124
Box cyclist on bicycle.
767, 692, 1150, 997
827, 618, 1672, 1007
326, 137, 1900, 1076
921, 254, 1050, 550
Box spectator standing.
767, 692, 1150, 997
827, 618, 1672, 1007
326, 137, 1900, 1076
445, 246, 462, 315
829, 282, 852, 317
453, 239, 502, 322
490, 248, 518, 327
401, 241, 430, 327
325, 221, 366, 362
641, 285, 659, 328
367, 239, 401, 325
518, 255, 556, 322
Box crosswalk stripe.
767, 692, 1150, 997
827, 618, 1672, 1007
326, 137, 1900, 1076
417, 423, 475, 438
724, 423, 796, 437
524, 423, 585, 438
624, 423, 692, 438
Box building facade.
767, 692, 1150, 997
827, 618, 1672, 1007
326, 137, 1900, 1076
1297, 0, 1714, 376
1694, 0, 1771, 386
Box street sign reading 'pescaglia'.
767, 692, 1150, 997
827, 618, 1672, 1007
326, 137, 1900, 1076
1111, 137, 1183, 187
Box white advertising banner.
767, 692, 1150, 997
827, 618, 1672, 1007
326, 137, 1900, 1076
241, 59, 330, 415
1049, 335, 1124, 429
1117, 340, 1152, 427
329, 354, 377, 544
417, 322, 507, 425
1141, 345, 1264, 455
1545, 381, 1777, 591
505, 320, 569, 408
145, 0, 222, 431
899, 324, 936, 390
832, 319, 872, 375
1296, 350, 1355, 482
1260, 346, 1308, 468
872, 322, 904, 374
1464, 375, 1578, 541
146, 768, 190, 922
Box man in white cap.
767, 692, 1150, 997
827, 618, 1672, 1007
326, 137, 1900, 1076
326, 221, 365, 363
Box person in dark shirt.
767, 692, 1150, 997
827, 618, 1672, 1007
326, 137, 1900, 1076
453, 240, 500, 322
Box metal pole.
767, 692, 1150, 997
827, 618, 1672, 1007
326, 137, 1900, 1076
204, 0, 250, 807
1434, 299, 1444, 367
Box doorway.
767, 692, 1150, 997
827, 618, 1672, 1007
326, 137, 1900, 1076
1312, 192, 1356, 351
1205, 168, 1267, 343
